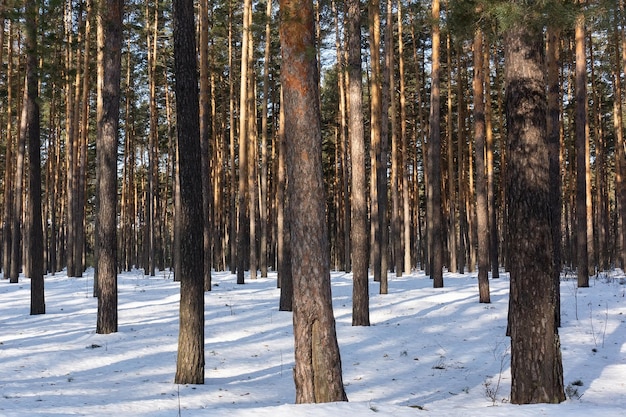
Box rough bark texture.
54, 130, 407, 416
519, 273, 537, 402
505, 22, 565, 405
279, 0, 347, 403
24, 0, 45, 314
547, 25, 562, 328
173, 0, 205, 385
96, 0, 122, 334
347, 0, 369, 326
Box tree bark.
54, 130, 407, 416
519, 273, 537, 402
505, 19, 565, 405
23, 0, 44, 314
347, 0, 369, 326
279, 0, 348, 402
473, 25, 490, 303
428, 0, 443, 288
575, 11, 589, 287
173, 0, 205, 385
95, 0, 122, 335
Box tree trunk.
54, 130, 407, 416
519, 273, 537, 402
505, 19, 565, 405
398, 1, 411, 275
575, 11, 589, 287
23, 0, 44, 314
547, 25, 562, 328
428, 0, 443, 288
369, 0, 381, 283
347, 0, 369, 326
199, 0, 212, 290
279, 0, 348, 402
3, 20, 14, 279
95, 0, 122, 335
473, 26, 490, 303
173, 0, 205, 385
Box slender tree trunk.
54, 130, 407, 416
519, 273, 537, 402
398, 1, 410, 275
347, 0, 369, 325
575, 11, 589, 287
3, 20, 14, 279
505, 18, 565, 405
473, 25, 490, 303
95, 0, 122, 335
446, 34, 457, 276
428, 0, 443, 288
614, 1, 626, 269
485, 42, 499, 279
369, 0, 381, 283
236, 0, 251, 284
23, 0, 44, 314
277, 88, 292, 311
199, 0, 212, 290
173, 0, 205, 385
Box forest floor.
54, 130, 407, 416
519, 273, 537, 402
1, 266, 625, 416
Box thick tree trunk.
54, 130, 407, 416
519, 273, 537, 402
173, 0, 205, 385
547, 25, 562, 328
95, 0, 122, 335
505, 21, 565, 405
279, 0, 348, 402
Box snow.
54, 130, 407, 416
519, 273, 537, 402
1, 268, 625, 416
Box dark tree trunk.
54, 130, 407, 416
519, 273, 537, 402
279, 0, 348, 402
277, 89, 292, 312
347, 0, 369, 326
23, 0, 44, 314
505, 20, 565, 405
95, 0, 122, 335
547, 25, 562, 328
173, 0, 205, 385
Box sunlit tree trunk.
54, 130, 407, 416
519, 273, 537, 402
398, 0, 410, 275
446, 34, 457, 275
3, 20, 14, 279
280, 0, 348, 401
575, 10, 589, 287
474, 24, 490, 303
428, 0, 443, 288
369, 0, 381, 282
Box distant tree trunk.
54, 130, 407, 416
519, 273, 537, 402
277, 88, 292, 312
95, 0, 122, 335
259, 0, 272, 279
10, 72, 26, 283
446, 35, 457, 276
236, 0, 251, 284
547, 25, 562, 328
3, 20, 14, 279
614, 1, 626, 269
575, 11, 589, 288
173, 0, 205, 385
398, 0, 411, 275
279, 0, 348, 402
485, 42, 499, 279
505, 18, 565, 405
347, 0, 369, 326
23, 0, 44, 314
473, 25, 490, 303
383, 0, 394, 289
369, 0, 382, 283
199, 0, 212, 290
228, 1, 237, 274
428, 0, 443, 288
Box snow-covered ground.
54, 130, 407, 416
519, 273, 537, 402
1, 267, 624, 416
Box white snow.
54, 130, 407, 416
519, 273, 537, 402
1, 268, 625, 416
